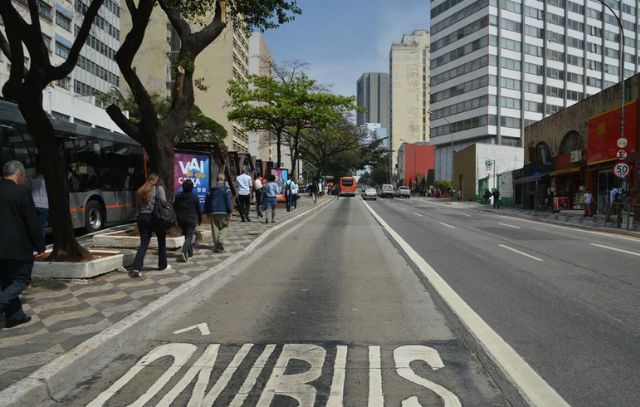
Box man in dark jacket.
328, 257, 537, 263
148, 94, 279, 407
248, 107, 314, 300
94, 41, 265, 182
204, 174, 232, 253
0, 161, 45, 328
174, 179, 202, 263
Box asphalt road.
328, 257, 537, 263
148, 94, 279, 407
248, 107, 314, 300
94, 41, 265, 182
55, 198, 516, 406
366, 197, 640, 407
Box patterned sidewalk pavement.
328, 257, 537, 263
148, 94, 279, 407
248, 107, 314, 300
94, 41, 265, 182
0, 196, 327, 391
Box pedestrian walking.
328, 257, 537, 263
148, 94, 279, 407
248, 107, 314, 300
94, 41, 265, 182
254, 176, 264, 218
606, 186, 619, 223
311, 181, 318, 204
583, 189, 593, 217
236, 169, 252, 222
29, 165, 48, 242
483, 189, 492, 205
204, 174, 232, 253
174, 179, 202, 263
131, 173, 168, 277
334, 184, 340, 199
0, 160, 45, 328
263, 174, 280, 224
291, 181, 299, 209
284, 178, 294, 211
492, 189, 501, 209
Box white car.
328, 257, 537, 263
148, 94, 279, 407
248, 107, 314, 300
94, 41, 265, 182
362, 188, 378, 200
395, 186, 411, 198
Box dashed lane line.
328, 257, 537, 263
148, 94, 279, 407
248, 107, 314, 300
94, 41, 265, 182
499, 223, 521, 229
413, 212, 424, 217
498, 245, 544, 262
589, 243, 640, 257
362, 200, 569, 407
440, 222, 456, 229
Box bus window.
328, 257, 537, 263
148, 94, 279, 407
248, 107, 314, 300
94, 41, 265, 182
339, 177, 357, 196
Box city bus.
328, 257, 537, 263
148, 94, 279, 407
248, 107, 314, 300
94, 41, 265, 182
0, 100, 145, 233
339, 176, 357, 197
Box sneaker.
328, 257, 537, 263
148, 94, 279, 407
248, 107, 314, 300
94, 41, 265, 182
5, 316, 31, 328
129, 269, 142, 278
158, 264, 172, 271
265, 218, 269, 224
271, 220, 276, 224
177, 253, 187, 263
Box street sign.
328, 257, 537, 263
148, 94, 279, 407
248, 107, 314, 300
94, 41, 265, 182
617, 138, 628, 149
616, 150, 628, 160
484, 159, 493, 167
614, 162, 630, 178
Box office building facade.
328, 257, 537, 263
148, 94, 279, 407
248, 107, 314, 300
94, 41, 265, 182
248, 32, 274, 162
430, 0, 640, 181
356, 72, 391, 131
390, 30, 431, 171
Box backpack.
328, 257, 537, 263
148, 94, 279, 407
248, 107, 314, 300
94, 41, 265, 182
152, 186, 176, 230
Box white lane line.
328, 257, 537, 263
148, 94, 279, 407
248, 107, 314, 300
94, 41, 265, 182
362, 201, 569, 407
326, 346, 348, 407
499, 223, 521, 229
499, 244, 543, 262
589, 243, 640, 257
462, 214, 472, 217
440, 222, 456, 229
413, 212, 424, 217
368, 346, 384, 407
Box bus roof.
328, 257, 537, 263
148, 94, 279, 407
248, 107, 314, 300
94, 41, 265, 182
0, 99, 137, 145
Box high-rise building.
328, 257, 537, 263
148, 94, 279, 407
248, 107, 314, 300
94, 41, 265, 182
390, 30, 430, 172
248, 32, 274, 162
0, 0, 122, 129
356, 72, 390, 131
429, 0, 640, 181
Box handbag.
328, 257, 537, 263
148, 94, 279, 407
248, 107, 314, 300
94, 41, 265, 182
153, 186, 176, 230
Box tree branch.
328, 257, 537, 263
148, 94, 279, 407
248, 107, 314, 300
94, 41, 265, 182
0, 26, 12, 60
51, 0, 105, 80
0, 2, 28, 99
106, 105, 142, 143
157, 0, 191, 39
124, 0, 137, 14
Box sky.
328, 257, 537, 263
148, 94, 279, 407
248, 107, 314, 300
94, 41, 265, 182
263, 0, 430, 98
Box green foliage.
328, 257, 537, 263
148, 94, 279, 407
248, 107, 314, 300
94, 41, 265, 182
173, 57, 195, 74
433, 179, 452, 191
166, 0, 301, 30
179, 105, 227, 143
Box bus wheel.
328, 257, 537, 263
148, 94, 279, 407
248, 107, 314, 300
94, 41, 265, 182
85, 200, 105, 233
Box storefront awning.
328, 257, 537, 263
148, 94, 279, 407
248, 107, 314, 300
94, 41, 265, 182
549, 167, 581, 176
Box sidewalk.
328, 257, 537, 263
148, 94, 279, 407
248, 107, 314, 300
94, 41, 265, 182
0, 196, 326, 391
420, 197, 640, 237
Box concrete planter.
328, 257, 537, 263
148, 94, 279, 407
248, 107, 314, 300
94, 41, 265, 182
92, 229, 212, 250
33, 251, 134, 279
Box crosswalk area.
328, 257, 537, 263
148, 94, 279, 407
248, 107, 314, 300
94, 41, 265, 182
71, 341, 499, 406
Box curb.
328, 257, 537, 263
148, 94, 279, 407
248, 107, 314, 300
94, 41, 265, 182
478, 208, 640, 239
0, 199, 334, 407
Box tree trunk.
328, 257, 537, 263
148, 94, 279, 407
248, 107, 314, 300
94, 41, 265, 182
18, 94, 90, 261
276, 132, 282, 168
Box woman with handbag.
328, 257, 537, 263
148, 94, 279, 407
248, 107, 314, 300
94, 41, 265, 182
131, 173, 169, 277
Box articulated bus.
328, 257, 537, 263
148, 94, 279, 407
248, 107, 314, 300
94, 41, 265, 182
339, 176, 357, 197
0, 100, 145, 233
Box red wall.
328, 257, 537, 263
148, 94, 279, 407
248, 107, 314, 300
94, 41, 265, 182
402, 144, 436, 186
587, 100, 638, 163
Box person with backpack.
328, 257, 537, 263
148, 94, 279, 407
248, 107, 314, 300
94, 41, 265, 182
263, 174, 280, 224
204, 174, 233, 253
132, 173, 168, 277
284, 178, 294, 211
174, 179, 202, 263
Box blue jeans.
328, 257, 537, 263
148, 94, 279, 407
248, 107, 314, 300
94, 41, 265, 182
0, 259, 32, 322
133, 213, 167, 270
36, 207, 48, 242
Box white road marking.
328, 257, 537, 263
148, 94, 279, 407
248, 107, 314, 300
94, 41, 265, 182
362, 201, 570, 407
499, 245, 544, 262
413, 212, 424, 217
368, 346, 384, 406
202, 344, 253, 405
229, 345, 276, 407
589, 243, 640, 257
440, 222, 456, 229
173, 322, 211, 336
326, 346, 348, 407
499, 223, 521, 229
394, 345, 461, 407
462, 214, 471, 217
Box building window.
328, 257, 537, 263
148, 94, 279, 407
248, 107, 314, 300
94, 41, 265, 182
38, 1, 53, 20
55, 12, 72, 31
55, 41, 70, 58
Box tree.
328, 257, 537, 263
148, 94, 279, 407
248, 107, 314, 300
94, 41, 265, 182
106, 0, 301, 196
0, 0, 106, 260
227, 62, 357, 174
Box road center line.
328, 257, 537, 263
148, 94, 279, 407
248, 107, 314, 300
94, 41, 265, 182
362, 201, 569, 407
499, 245, 543, 262
499, 223, 521, 229
462, 214, 471, 217
589, 243, 640, 257
413, 212, 424, 217
440, 222, 456, 229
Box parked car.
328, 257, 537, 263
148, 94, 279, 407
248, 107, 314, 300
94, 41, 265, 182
380, 184, 395, 198
362, 187, 378, 200
396, 186, 411, 198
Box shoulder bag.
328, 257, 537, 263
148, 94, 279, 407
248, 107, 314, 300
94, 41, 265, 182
153, 186, 176, 230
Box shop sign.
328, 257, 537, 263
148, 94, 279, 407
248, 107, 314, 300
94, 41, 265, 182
613, 162, 630, 179
616, 150, 628, 160
570, 150, 582, 163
